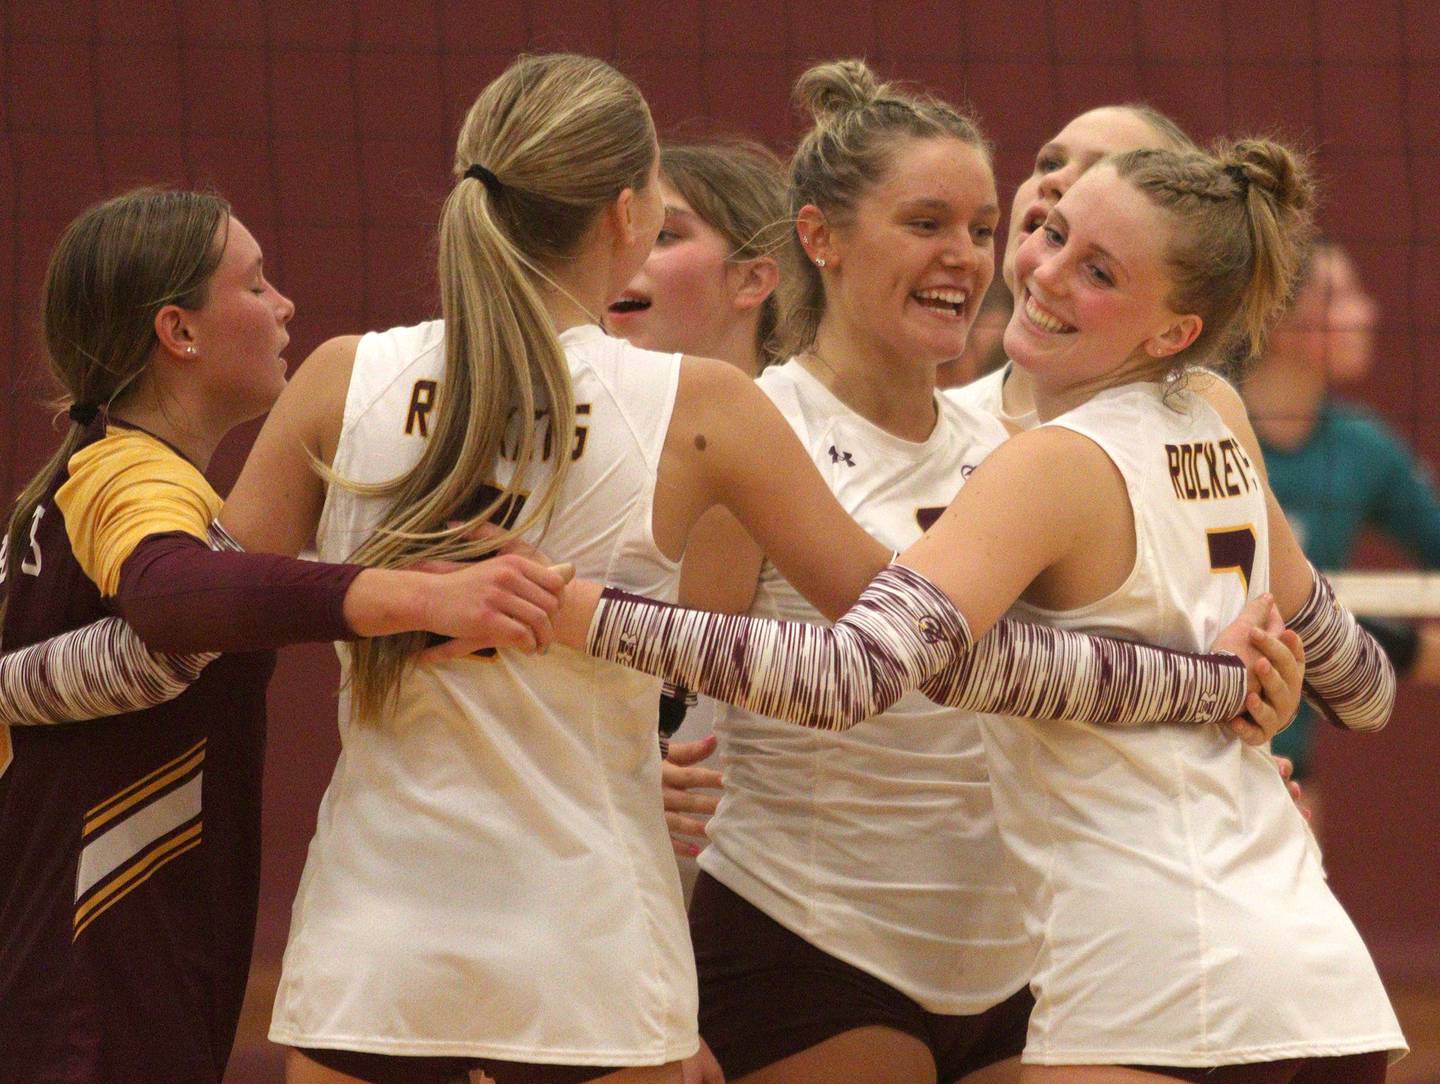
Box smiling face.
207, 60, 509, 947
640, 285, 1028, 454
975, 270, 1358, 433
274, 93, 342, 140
1003, 107, 1182, 292
607, 179, 743, 356
818, 135, 999, 370
1005, 165, 1199, 391
188, 216, 295, 420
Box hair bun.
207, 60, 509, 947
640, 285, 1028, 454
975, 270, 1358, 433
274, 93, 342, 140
793, 59, 885, 121
1222, 138, 1315, 216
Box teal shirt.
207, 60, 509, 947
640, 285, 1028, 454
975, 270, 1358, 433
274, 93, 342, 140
1261, 398, 1440, 770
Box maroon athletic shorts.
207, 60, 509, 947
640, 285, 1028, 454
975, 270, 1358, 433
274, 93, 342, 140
689, 871, 1033, 1082
1125, 1054, 1389, 1083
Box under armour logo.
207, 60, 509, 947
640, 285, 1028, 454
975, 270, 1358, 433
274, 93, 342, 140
828, 445, 856, 467
617, 630, 639, 664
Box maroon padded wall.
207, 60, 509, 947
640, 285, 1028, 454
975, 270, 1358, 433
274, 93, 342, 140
2, 3, 1436, 1077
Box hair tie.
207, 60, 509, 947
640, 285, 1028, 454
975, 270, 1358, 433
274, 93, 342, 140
1224, 163, 1250, 195
67, 402, 100, 426
465, 163, 504, 197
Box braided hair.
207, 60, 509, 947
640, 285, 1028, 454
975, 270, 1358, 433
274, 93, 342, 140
1109, 138, 1315, 374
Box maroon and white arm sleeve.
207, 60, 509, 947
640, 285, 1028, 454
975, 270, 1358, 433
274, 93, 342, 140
1289, 564, 1395, 733
0, 618, 212, 725
919, 618, 1247, 726
0, 520, 365, 725
589, 563, 1249, 732
591, 564, 971, 732
0, 521, 242, 726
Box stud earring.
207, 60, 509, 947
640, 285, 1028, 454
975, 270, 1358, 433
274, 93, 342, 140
185, 346, 197, 356
815, 257, 826, 268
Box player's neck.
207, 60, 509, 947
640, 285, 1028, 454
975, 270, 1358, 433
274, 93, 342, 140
705, 318, 763, 379
804, 327, 937, 443
538, 254, 609, 336
999, 363, 1037, 426
110, 378, 224, 470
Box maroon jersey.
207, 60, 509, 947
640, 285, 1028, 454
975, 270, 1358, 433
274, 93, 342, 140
0, 420, 274, 1083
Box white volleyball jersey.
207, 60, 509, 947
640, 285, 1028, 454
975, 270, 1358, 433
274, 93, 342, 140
981, 382, 1404, 1065
699, 360, 1034, 1014
945, 363, 1037, 432
270, 321, 698, 1064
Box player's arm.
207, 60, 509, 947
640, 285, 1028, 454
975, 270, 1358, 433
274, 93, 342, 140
658, 356, 889, 620
564, 426, 1263, 733
221, 334, 357, 557
1198, 372, 1394, 732
0, 616, 211, 726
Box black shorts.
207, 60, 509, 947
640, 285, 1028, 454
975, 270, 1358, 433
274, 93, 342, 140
1124, 1053, 1389, 1083
296, 1046, 624, 1084
690, 871, 1033, 1082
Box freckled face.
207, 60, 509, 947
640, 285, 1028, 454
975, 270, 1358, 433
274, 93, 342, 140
821, 136, 999, 369
1005, 166, 1186, 389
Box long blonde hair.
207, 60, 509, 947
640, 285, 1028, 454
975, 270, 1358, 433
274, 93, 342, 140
336, 53, 656, 716
2, 189, 228, 633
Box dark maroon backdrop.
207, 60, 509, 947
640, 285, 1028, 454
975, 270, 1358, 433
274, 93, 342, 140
2, 2, 1436, 1077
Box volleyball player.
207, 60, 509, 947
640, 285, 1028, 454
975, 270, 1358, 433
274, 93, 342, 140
0, 190, 566, 1083
665, 61, 1038, 1084
608, 139, 788, 862
4, 57, 1302, 1084
947, 105, 1326, 810
570, 139, 1406, 1080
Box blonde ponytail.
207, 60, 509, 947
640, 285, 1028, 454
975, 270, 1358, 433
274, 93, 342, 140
334, 53, 656, 717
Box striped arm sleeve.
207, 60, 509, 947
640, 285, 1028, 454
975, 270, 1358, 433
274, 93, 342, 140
0, 618, 213, 725
1289, 564, 1395, 733
590, 564, 1250, 732
590, 563, 970, 732
919, 619, 1248, 726
0, 521, 240, 726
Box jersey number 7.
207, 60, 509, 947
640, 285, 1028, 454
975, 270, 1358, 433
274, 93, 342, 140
1207, 525, 1257, 591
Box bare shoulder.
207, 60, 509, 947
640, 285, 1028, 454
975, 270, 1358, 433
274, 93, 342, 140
969, 424, 1127, 526
1186, 367, 1271, 482
1188, 368, 1246, 423
980, 422, 1116, 480
677, 353, 758, 403
273, 334, 363, 466
292, 335, 363, 394
669, 353, 774, 459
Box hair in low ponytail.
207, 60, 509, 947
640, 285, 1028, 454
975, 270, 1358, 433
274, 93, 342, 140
3, 189, 227, 634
